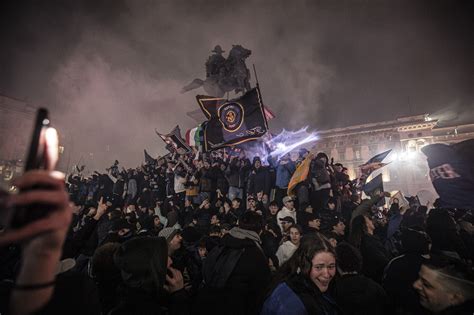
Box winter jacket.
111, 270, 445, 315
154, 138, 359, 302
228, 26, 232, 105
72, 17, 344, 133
311, 159, 330, 188
226, 159, 241, 187
333, 273, 388, 315
360, 234, 390, 283
275, 240, 298, 266
261, 274, 341, 315
382, 253, 429, 315
198, 167, 217, 193
275, 161, 296, 189
194, 230, 271, 315
247, 166, 271, 196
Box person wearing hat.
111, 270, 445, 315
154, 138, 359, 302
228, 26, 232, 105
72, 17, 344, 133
277, 196, 297, 232
206, 45, 226, 78
247, 194, 264, 214
159, 227, 183, 256
279, 216, 296, 240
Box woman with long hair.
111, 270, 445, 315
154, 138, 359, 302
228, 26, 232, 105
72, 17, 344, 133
349, 215, 390, 283
261, 233, 341, 315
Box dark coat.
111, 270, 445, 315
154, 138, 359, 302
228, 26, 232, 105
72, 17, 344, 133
247, 166, 271, 196
360, 234, 390, 283
382, 253, 430, 315
198, 167, 217, 193
333, 273, 388, 315
193, 234, 271, 315
109, 287, 190, 315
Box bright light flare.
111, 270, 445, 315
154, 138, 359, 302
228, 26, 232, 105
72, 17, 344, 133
266, 127, 319, 160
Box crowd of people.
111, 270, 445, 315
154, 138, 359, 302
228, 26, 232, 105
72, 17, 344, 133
1, 147, 473, 315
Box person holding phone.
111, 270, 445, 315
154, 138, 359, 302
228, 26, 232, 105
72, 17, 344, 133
1, 110, 102, 315
0, 110, 76, 314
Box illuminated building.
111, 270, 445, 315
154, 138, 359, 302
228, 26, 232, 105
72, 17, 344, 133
311, 114, 474, 196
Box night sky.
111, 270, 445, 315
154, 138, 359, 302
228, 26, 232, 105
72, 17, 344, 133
0, 0, 472, 168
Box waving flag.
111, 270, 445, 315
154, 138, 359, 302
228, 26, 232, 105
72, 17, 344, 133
356, 149, 392, 188
155, 125, 192, 154
196, 87, 268, 152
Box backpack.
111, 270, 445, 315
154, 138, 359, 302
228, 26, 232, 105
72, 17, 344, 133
202, 245, 245, 288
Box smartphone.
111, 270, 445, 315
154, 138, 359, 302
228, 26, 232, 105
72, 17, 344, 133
9, 108, 58, 228
24, 108, 50, 171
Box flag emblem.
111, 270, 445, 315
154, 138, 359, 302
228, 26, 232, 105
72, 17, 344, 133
219, 102, 243, 132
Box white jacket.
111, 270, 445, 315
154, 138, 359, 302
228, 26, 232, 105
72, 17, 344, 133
276, 207, 297, 232
276, 241, 298, 266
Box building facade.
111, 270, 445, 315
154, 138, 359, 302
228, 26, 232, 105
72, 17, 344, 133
311, 114, 474, 196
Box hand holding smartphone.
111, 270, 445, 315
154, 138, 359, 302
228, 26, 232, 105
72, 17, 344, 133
8, 108, 60, 229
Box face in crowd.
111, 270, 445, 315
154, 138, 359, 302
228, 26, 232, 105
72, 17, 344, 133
232, 199, 241, 209
332, 221, 345, 236
284, 199, 295, 210
254, 159, 261, 169
269, 203, 279, 215
281, 221, 293, 233
308, 218, 321, 230
310, 251, 336, 293
289, 227, 302, 246
413, 265, 472, 313
168, 233, 183, 254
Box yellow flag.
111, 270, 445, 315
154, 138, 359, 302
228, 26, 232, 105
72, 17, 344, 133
287, 154, 313, 196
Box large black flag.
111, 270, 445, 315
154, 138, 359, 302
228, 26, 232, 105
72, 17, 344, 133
196, 87, 268, 152
155, 125, 192, 154
421, 139, 474, 209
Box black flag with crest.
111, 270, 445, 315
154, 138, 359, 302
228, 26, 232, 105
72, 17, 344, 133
196, 87, 268, 152
155, 126, 192, 154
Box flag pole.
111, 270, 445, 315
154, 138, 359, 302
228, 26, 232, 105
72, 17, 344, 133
252, 64, 269, 128
252, 64, 259, 88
